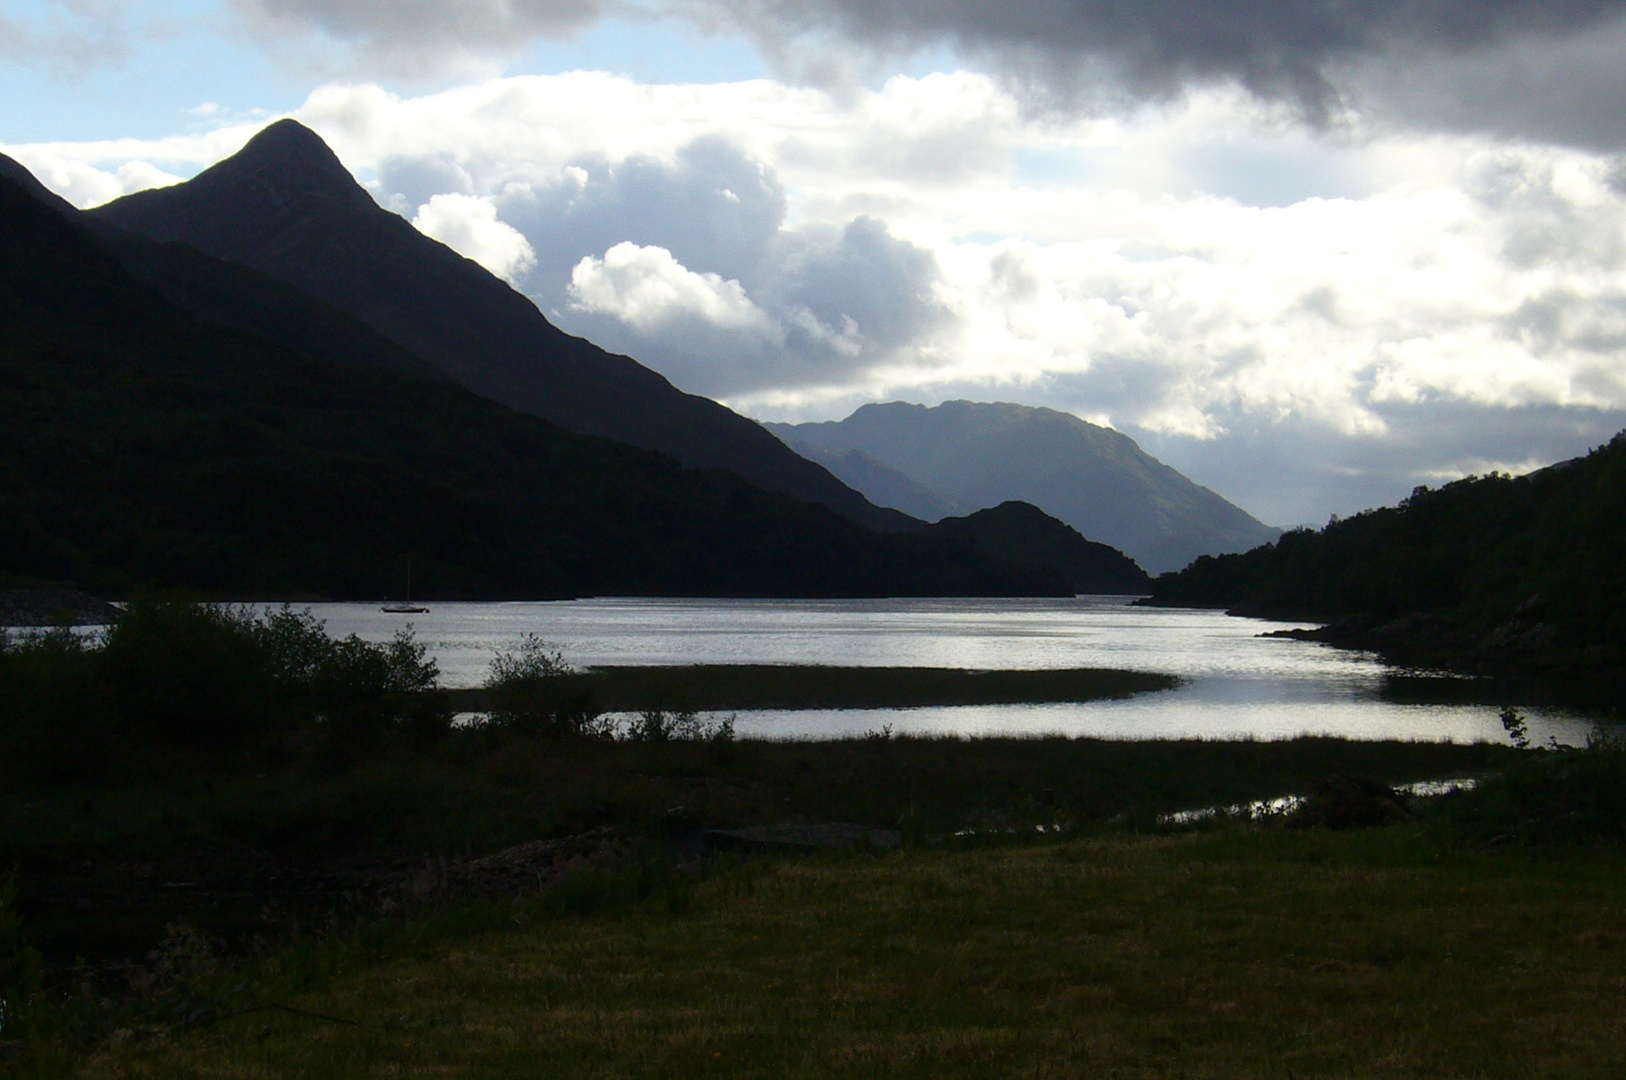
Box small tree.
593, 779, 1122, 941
484, 635, 600, 738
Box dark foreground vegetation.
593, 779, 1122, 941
1146, 433, 1626, 683
3, 602, 1624, 1075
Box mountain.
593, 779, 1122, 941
87, 120, 915, 533
779, 441, 968, 522
0, 172, 1067, 600
2, 148, 449, 387
934, 502, 1151, 594
768, 401, 1280, 574
1144, 441, 1626, 681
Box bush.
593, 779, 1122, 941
484, 634, 603, 739
0, 627, 121, 784
311, 629, 447, 763
101, 600, 275, 750
0, 602, 450, 783
1435, 724, 1626, 845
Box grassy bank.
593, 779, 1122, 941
26, 827, 1626, 1079
445, 664, 1179, 713
2, 734, 1520, 964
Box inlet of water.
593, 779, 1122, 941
287, 596, 1596, 745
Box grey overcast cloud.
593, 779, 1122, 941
8, 0, 1626, 524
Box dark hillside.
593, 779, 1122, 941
88, 121, 916, 533
1145, 441, 1626, 679
935, 502, 1151, 594
0, 176, 1063, 600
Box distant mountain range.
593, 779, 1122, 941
768, 401, 1280, 574
85, 120, 913, 534
0, 169, 1076, 599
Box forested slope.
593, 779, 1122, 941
1145, 439, 1626, 677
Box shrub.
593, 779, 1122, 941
484, 634, 602, 739
1434, 724, 1626, 845
1, 602, 449, 781
101, 599, 275, 751
0, 627, 121, 783
311, 629, 447, 762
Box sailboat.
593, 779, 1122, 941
381, 559, 430, 614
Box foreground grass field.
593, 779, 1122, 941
42, 826, 1626, 1080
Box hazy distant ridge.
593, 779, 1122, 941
769, 401, 1279, 574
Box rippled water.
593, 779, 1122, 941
290, 596, 1596, 745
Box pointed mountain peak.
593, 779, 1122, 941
238, 119, 338, 162
197, 119, 370, 208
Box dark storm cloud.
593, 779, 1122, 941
725, 0, 1616, 111
242, 0, 611, 64
228, 0, 1626, 145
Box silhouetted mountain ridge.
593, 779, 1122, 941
90, 121, 916, 533
0, 173, 1065, 600
780, 441, 969, 522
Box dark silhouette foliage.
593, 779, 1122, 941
0, 602, 448, 783
1146, 435, 1626, 677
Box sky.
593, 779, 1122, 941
7, 1, 1626, 527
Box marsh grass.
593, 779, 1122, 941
447, 663, 1180, 714
38, 828, 1626, 1079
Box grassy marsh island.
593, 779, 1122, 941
446, 663, 1179, 714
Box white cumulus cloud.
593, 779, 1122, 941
569, 241, 780, 337
410, 192, 536, 283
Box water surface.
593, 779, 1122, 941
292, 596, 1594, 745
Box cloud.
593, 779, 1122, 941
1127, 400, 1626, 527
410, 192, 537, 281
490, 134, 788, 291
213, 0, 1626, 147
0, 0, 136, 74
569, 241, 777, 334
556, 211, 950, 397
709, 0, 1620, 103
230, 0, 612, 77
16, 71, 1626, 524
